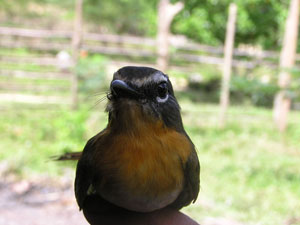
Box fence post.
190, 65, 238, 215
273, 0, 299, 132
219, 3, 237, 127
71, 0, 83, 109
157, 0, 183, 72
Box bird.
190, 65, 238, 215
57, 66, 200, 213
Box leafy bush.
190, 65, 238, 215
230, 76, 279, 107
187, 73, 280, 107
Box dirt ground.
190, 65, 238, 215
0, 168, 88, 225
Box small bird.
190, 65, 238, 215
58, 66, 200, 213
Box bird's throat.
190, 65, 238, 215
109, 101, 157, 135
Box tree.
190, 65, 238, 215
273, 0, 299, 132
157, 0, 183, 71
219, 3, 237, 127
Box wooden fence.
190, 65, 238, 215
1, 26, 300, 106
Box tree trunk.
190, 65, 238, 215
157, 0, 183, 72
219, 3, 237, 127
273, 0, 299, 132
71, 0, 83, 110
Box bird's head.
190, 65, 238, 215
106, 66, 184, 133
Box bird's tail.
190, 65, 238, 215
52, 152, 82, 161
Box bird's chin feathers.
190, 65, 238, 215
107, 98, 161, 125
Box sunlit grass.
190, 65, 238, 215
179, 99, 300, 224
0, 62, 58, 72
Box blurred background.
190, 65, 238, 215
0, 0, 300, 224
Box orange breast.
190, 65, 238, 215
96, 118, 191, 199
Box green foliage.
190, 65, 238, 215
0, 0, 28, 16
174, 0, 289, 49
230, 76, 279, 107
185, 66, 280, 107
83, 0, 158, 36
82, 0, 290, 49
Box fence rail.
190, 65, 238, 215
0, 70, 71, 80
2, 27, 300, 61
0, 26, 297, 106
0, 27, 74, 106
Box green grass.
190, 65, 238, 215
0, 98, 299, 225
0, 76, 70, 87
179, 99, 300, 224
0, 48, 36, 56
0, 62, 58, 72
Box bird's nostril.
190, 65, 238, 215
110, 80, 139, 98
111, 80, 126, 95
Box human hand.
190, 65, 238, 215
82, 195, 200, 225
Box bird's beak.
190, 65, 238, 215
110, 80, 140, 99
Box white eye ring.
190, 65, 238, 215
156, 94, 169, 103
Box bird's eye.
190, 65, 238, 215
156, 82, 169, 103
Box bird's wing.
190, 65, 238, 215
74, 131, 106, 210
171, 143, 200, 209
